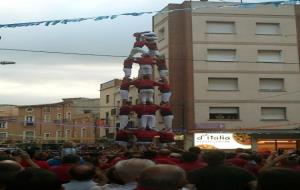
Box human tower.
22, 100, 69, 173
116, 31, 174, 143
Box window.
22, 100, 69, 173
257, 50, 281, 63
158, 27, 165, 41
106, 95, 110, 103
65, 129, 71, 139
24, 131, 34, 141
209, 107, 239, 120
25, 107, 33, 112
261, 107, 286, 120
207, 21, 235, 34
56, 130, 62, 140
56, 113, 62, 120
0, 121, 7, 128
43, 133, 51, 140
24, 116, 34, 126
256, 23, 280, 35
0, 132, 8, 141
105, 112, 109, 125
208, 78, 238, 91
207, 49, 236, 61
66, 112, 71, 120
43, 114, 51, 122
43, 107, 51, 112
259, 78, 284, 91
111, 108, 116, 116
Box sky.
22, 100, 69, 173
0, 0, 275, 105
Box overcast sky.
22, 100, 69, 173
0, 0, 273, 105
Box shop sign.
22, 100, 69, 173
194, 133, 251, 149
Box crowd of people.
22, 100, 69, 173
0, 142, 300, 190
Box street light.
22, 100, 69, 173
0, 61, 16, 65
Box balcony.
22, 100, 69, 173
24, 122, 35, 127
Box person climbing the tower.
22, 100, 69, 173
159, 102, 174, 132
156, 55, 168, 78
123, 57, 134, 77
127, 75, 161, 104
139, 102, 161, 130
158, 77, 172, 103
128, 31, 153, 58
119, 101, 132, 130
120, 77, 132, 104
133, 53, 157, 76
144, 34, 160, 57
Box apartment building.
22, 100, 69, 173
0, 105, 19, 143
0, 98, 100, 144
153, 1, 300, 150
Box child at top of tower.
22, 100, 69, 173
129, 31, 156, 58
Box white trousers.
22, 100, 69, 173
141, 115, 156, 129
140, 65, 153, 75
139, 89, 154, 104
163, 115, 174, 129
129, 47, 146, 58
123, 68, 131, 77
161, 92, 172, 103
119, 115, 129, 129
148, 50, 160, 57
159, 69, 169, 78
120, 89, 129, 100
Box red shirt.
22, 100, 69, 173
134, 56, 156, 65
119, 105, 131, 115
153, 155, 178, 165
120, 79, 130, 90
132, 104, 160, 115
225, 157, 248, 168
21, 159, 50, 169
145, 41, 158, 51
134, 41, 146, 48
160, 104, 173, 116
156, 59, 167, 70
179, 161, 207, 172
123, 59, 133, 68
49, 164, 73, 183
158, 83, 171, 93
130, 79, 161, 90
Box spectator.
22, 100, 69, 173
9, 168, 63, 190
153, 149, 178, 165
99, 167, 123, 190
0, 160, 23, 190
63, 164, 100, 190
50, 154, 81, 183
257, 167, 300, 190
188, 150, 256, 190
112, 158, 155, 190
136, 165, 187, 190
179, 152, 206, 172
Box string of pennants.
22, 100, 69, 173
0, 0, 299, 29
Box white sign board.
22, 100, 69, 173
194, 133, 251, 149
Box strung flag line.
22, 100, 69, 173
0, 1, 298, 28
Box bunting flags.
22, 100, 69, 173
0, 0, 299, 29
